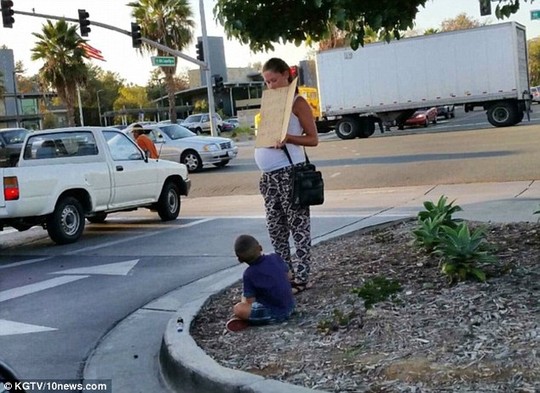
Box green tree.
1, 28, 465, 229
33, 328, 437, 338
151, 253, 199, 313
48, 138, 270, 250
31, 19, 89, 127
213, 0, 527, 51
113, 85, 150, 123
128, 0, 195, 123
79, 65, 124, 125
528, 38, 540, 86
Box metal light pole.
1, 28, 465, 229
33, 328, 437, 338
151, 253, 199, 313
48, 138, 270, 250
96, 89, 104, 126
12, 71, 20, 128
199, 0, 218, 137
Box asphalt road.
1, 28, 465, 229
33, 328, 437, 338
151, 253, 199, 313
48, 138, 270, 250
1, 105, 540, 390
187, 106, 540, 198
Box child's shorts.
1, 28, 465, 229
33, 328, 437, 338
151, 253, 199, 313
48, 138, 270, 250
248, 302, 294, 325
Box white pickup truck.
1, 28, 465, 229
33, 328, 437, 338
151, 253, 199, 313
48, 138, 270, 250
0, 127, 191, 244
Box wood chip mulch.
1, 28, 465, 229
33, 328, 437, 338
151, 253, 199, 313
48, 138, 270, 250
191, 220, 540, 393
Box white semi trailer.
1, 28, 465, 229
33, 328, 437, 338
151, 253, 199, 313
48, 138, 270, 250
316, 22, 532, 139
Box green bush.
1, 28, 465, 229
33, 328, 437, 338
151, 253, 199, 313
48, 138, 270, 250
352, 276, 402, 309
418, 195, 462, 228
434, 223, 496, 283
413, 214, 446, 253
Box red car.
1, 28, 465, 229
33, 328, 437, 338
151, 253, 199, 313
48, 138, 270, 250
402, 107, 438, 128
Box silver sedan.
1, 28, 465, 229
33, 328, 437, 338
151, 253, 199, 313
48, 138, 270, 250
124, 123, 238, 172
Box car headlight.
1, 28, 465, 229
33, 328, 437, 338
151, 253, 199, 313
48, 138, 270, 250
203, 144, 220, 152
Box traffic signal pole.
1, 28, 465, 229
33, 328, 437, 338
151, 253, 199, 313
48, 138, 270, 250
12, 8, 218, 132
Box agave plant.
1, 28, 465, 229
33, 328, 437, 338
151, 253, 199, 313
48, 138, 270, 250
413, 213, 446, 253
434, 223, 496, 283
418, 195, 462, 228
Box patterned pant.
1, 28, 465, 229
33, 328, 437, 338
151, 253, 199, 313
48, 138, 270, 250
259, 166, 311, 283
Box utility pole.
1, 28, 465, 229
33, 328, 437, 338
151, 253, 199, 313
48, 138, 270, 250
97, 89, 103, 126
198, 0, 218, 137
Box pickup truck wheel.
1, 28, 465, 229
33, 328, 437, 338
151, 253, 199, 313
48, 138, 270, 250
46, 197, 85, 244
181, 150, 203, 172
87, 212, 108, 224
157, 182, 180, 221
335, 117, 359, 139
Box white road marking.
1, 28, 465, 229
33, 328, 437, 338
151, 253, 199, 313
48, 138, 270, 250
0, 319, 57, 336
0, 275, 88, 303
0, 257, 50, 270
54, 260, 139, 276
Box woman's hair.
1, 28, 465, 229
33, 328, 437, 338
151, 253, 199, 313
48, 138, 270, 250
262, 57, 293, 83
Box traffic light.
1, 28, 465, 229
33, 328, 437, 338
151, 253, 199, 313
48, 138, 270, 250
1, 0, 14, 28
479, 0, 491, 16
214, 74, 224, 92
196, 41, 204, 61
78, 9, 90, 36
131, 22, 142, 48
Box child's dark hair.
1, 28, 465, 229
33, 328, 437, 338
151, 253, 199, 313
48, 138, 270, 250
262, 57, 293, 83
234, 234, 261, 264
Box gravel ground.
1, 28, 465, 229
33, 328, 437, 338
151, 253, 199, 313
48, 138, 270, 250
192, 220, 540, 393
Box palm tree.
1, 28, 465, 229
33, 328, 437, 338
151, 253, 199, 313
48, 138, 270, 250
128, 0, 195, 123
31, 19, 88, 126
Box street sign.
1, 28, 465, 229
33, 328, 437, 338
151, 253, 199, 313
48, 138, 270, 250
151, 56, 176, 66
531, 10, 540, 20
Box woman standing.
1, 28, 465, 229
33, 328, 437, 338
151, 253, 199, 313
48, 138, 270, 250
254, 58, 319, 293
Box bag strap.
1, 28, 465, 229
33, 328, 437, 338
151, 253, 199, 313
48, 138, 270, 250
283, 145, 310, 165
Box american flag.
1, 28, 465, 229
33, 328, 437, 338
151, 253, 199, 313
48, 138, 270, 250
79, 42, 105, 62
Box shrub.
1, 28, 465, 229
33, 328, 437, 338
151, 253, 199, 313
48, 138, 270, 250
413, 213, 446, 253
418, 195, 462, 229
352, 276, 402, 309
434, 223, 496, 283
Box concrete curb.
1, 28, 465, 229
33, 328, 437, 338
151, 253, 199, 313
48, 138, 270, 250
159, 218, 409, 393
159, 265, 323, 393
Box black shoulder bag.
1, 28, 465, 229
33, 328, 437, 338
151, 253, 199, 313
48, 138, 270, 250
283, 146, 324, 206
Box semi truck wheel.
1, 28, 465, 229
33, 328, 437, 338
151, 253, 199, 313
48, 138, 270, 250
357, 117, 376, 138
46, 196, 85, 244
487, 102, 519, 127
335, 117, 359, 139
157, 181, 181, 221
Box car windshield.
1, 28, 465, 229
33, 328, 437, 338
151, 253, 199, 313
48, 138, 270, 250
2, 129, 28, 144
185, 115, 202, 123
157, 124, 196, 140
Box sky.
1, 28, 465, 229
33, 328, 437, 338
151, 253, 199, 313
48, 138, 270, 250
2, 0, 540, 85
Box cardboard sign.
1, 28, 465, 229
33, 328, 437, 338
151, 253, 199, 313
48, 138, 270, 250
255, 78, 298, 147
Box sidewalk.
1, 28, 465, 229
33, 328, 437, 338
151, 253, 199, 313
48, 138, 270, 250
159, 180, 540, 393
84, 180, 540, 393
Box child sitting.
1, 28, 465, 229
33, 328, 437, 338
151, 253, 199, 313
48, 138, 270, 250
226, 234, 295, 332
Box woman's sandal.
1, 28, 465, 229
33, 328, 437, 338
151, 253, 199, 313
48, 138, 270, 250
291, 281, 312, 295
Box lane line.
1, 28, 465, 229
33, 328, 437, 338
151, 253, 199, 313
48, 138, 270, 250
0, 275, 89, 303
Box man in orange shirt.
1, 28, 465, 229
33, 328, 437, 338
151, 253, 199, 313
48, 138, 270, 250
132, 125, 159, 159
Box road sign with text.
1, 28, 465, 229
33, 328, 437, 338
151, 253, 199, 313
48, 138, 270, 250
151, 56, 175, 66
532, 10, 540, 20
